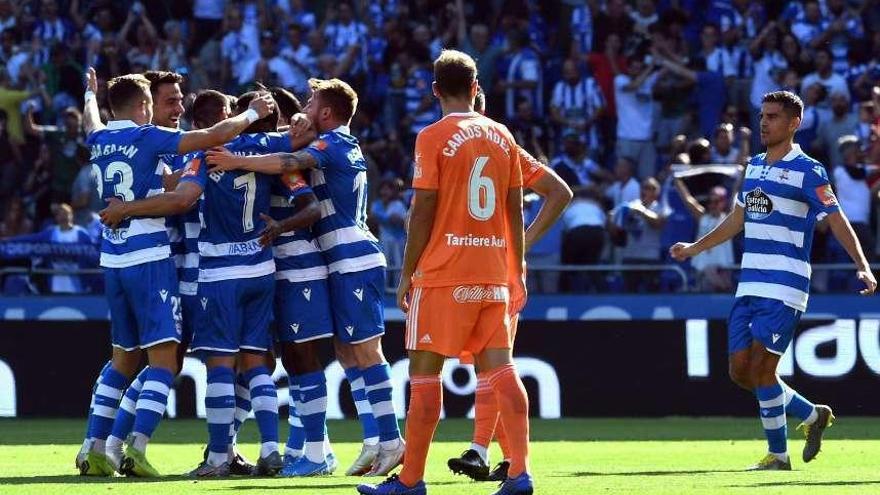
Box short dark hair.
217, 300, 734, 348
236, 90, 279, 132
143, 70, 184, 97
270, 86, 302, 121
308, 78, 358, 123
762, 90, 804, 119
192, 90, 229, 129
433, 49, 477, 99
107, 74, 152, 116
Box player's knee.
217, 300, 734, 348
350, 339, 385, 368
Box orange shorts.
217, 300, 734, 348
405, 284, 511, 357
459, 314, 519, 365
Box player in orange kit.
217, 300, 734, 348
448, 90, 572, 482
356, 50, 533, 495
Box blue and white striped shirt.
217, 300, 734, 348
270, 173, 328, 283
735, 145, 840, 311
87, 120, 183, 268
165, 152, 201, 296
303, 126, 386, 274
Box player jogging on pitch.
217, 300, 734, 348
671, 90, 876, 471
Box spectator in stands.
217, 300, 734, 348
711, 123, 750, 165
675, 181, 735, 292
614, 55, 659, 179
698, 23, 722, 74
606, 156, 640, 208
33, 203, 92, 293
279, 24, 312, 96
371, 178, 407, 287
593, 0, 633, 52
455, 0, 501, 104
24, 105, 85, 205
0, 195, 32, 238
525, 195, 563, 294
550, 58, 604, 153
23, 142, 52, 224
630, 0, 659, 35
832, 136, 877, 260
608, 177, 669, 292
499, 29, 542, 121
322, 1, 367, 80
802, 48, 850, 119
796, 82, 825, 149
220, 6, 259, 91
816, 91, 859, 167
560, 186, 607, 292
509, 98, 548, 163
190, 0, 226, 55
0, 108, 21, 200
70, 145, 100, 228
552, 131, 610, 190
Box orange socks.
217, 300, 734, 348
399, 374, 442, 487
486, 363, 530, 477
472, 373, 499, 449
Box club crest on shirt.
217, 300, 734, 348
745, 187, 773, 220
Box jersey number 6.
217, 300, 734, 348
468, 155, 495, 221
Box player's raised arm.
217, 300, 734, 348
176, 94, 275, 154
83, 67, 105, 135
206, 147, 319, 174
524, 162, 572, 250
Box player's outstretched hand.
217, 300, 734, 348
858, 269, 877, 296
258, 213, 282, 247
396, 277, 412, 313
206, 147, 237, 173
100, 197, 126, 229
249, 94, 275, 119
85, 67, 98, 94
288, 113, 312, 138
669, 242, 696, 261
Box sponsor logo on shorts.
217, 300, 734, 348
772, 333, 781, 344
345, 325, 354, 336
302, 287, 311, 301
452, 285, 507, 303
159, 289, 168, 302
353, 288, 363, 301
419, 333, 432, 344
200, 297, 208, 310
290, 323, 299, 334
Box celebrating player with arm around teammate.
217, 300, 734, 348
79, 71, 274, 478
207, 78, 407, 477
670, 91, 876, 471
448, 89, 572, 483
356, 50, 532, 495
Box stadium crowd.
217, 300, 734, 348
1, 0, 880, 294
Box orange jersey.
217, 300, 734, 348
412, 112, 523, 288
518, 145, 548, 189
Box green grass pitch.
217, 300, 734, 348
1, 418, 879, 494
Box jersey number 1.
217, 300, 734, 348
468, 156, 495, 221
234, 172, 257, 233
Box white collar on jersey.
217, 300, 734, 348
330, 125, 351, 134
778, 144, 803, 162
444, 111, 480, 119
106, 120, 138, 130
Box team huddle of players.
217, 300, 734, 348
75, 47, 568, 495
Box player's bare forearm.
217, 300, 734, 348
163, 169, 183, 192
524, 170, 572, 250
277, 194, 321, 233
122, 182, 202, 218
827, 210, 871, 271
692, 204, 744, 254
178, 112, 253, 153
400, 189, 438, 285
507, 187, 525, 272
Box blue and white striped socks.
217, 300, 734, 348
298, 371, 329, 463
130, 367, 174, 453
106, 366, 149, 460
231, 373, 252, 448
244, 366, 279, 458
756, 383, 788, 459
86, 366, 129, 453
780, 380, 818, 424
286, 376, 305, 458
344, 367, 379, 446
206, 367, 235, 466
362, 363, 401, 448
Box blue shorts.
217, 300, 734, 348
274, 278, 333, 344
328, 267, 385, 344
728, 296, 803, 356
180, 292, 200, 345
191, 274, 275, 354
105, 258, 181, 351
